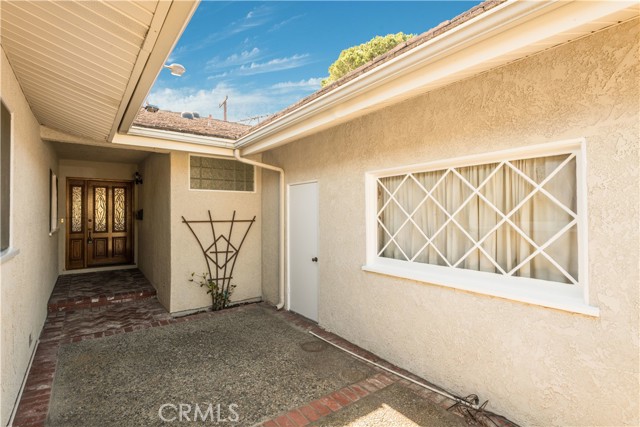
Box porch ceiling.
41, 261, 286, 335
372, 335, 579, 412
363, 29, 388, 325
0, 1, 197, 142
51, 141, 150, 164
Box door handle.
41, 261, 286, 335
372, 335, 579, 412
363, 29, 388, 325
311, 257, 318, 262
87, 232, 93, 244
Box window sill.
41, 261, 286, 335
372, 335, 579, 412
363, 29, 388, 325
362, 259, 599, 317
188, 187, 256, 194
0, 247, 20, 264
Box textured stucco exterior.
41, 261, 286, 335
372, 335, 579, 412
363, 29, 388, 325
138, 153, 171, 308
261, 20, 639, 426
261, 169, 280, 304
56, 159, 139, 273
0, 48, 59, 425
169, 152, 262, 313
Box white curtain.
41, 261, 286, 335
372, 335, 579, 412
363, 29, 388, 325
377, 155, 577, 284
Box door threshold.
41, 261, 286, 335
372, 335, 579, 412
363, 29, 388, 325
60, 264, 138, 275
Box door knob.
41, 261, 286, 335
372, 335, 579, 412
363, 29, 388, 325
311, 257, 318, 262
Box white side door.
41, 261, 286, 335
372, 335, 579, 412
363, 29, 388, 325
288, 181, 319, 322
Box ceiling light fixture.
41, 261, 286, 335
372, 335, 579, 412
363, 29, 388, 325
163, 63, 186, 76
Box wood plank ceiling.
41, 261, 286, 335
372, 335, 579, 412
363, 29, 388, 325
1, 1, 160, 141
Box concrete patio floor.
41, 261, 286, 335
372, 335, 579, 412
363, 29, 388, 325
13, 270, 516, 427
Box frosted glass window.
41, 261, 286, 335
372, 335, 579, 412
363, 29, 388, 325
190, 156, 254, 192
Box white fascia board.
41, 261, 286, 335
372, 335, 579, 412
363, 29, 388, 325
237, 0, 638, 155
128, 126, 236, 149
112, 132, 234, 157
42, 124, 235, 157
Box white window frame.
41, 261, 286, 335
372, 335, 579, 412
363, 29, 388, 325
49, 169, 59, 235
363, 138, 598, 317
0, 99, 19, 264
188, 154, 256, 194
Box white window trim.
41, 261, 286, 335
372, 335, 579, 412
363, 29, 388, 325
1, 99, 16, 261
49, 170, 59, 236
0, 247, 20, 264
363, 138, 598, 317
187, 153, 256, 194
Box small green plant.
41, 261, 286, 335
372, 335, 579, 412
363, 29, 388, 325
189, 272, 236, 311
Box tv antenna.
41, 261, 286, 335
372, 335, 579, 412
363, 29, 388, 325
219, 95, 228, 121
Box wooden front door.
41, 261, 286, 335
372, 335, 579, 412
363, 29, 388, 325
66, 179, 134, 270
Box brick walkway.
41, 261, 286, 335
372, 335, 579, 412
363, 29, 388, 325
48, 269, 156, 312
12, 271, 516, 427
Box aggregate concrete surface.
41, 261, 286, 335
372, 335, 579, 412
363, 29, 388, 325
311, 383, 468, 427
48, 305, 374, 426
47, 304, 469, 426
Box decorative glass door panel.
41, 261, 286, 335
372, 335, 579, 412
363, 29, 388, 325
66, 179, 134, 270
66, 179, 86, 270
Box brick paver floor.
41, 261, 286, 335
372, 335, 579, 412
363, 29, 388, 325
11, 270, 516, 427
48, 269, 156, 312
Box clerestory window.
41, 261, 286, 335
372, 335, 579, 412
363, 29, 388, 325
364, 139, 596, 316
189, 155, 255, 192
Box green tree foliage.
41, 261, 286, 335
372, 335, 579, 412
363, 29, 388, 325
321, 32, 414, 87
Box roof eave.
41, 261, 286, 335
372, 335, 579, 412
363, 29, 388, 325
112, 129, 234, 157
235, 0, 639, 155
111, 0, 200, 141
128, 125, 237, 148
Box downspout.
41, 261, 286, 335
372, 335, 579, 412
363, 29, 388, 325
233, 149, 286, 310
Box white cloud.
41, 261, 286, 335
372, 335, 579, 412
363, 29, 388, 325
147, 84, 270, 122
206, 48, 261, 70
207, 72, 229, 80
270, 78, 322, 93
234, 5, 270, 32
237, 54, 310, 75
168, 6, 271, 59
146, 79, 321, 123
268, 14, 304, 32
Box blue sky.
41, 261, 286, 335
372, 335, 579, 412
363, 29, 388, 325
147, 1, 481, 124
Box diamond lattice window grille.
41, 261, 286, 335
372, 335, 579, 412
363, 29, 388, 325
376, 153, 579, 285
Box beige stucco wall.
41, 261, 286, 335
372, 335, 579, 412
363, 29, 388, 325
262, 20, 639, 426
0, 48, 59, 425
169, 152, 262, 313
261, 169, 279, 304
57, 159, 139, 273
137, 153, 171, 308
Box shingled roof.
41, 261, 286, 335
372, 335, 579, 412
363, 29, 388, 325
133, 109, 250, 140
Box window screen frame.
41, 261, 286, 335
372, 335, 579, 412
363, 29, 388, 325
363, 138, 596, 316
188, 154, 256, 193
